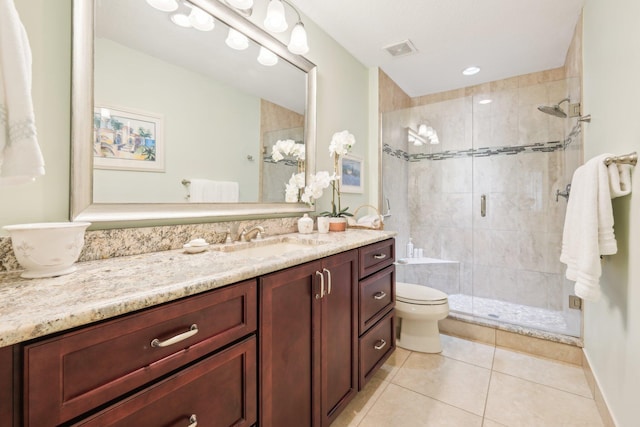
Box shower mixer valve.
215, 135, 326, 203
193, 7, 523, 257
556, 184, 571, 202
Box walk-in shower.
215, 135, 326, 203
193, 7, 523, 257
382, 76, 583, 337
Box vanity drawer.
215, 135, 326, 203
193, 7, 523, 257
359, 311, 395, 389
359, 265, 395, 335
24, 279, 257, 427
358, 239, 395, 279
75, 336, 257, 427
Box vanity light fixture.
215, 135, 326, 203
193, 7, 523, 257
257, 46, 279, 66
462, 66, 481, 76
188, 5, 215, 31
409, 124, 440, 145
146, 0, 179, 12
226, 27, 249, 50
264, 0, 288, 32
226, 0, 254, 10
407, 128, 427, 146
226, 0, 310, 55
170, 12, 192, 28
478, 98, 492, 104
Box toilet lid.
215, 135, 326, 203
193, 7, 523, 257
396, 282, 448, 305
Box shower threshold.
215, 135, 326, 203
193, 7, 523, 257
447, 293, 581, 341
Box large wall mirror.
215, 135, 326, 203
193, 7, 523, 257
71, 0, 316, 226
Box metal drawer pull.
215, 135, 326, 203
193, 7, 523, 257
188, 414, 198, 427
374, 339, 387, 350
316, 270, 325, 299
373, 254, 387, 260
151, 324, 198, 348
373, 291, 387, 300
323, 268, 332, 295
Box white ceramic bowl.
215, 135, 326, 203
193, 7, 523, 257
3, 222, 91, 278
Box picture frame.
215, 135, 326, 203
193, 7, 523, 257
93, 105, 164, 172
339, 154, 363, 193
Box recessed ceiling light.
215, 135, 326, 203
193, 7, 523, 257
478, 99, 492, 104
462, 66, 481, 76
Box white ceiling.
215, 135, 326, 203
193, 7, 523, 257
289, 0, 585, 97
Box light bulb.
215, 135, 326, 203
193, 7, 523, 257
189, 6, 214, 31
257, 46, 278, 66
146, 0, 178, 12
287, 22, 309, 55
225, 28, 249, 50
226, 0, 254, 9
171, 13, 192, 28
264, 0, 288, 33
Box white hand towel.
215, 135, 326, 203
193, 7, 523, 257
0, 0, 45, 184
560, 154, 634, 301
188, 179, 239, 203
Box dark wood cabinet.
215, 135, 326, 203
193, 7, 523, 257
74, 336, 257, 427
9, 237, 395, 427
0, 345, 15, 427
259, 250, 358, 427
23, 279, 257, 427
358, 239, 396, 389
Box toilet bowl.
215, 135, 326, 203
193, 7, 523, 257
395, 281, 449, 353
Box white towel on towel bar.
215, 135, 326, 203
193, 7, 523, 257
188, 179, 239, 203
0, 0, 45, 184
560, 153, 634, 301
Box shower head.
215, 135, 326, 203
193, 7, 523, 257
537, 97, 570, 118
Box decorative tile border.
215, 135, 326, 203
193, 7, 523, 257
384, 122, 581, 162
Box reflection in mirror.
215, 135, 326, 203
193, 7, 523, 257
71, 0, 317, 225
93, 0, 306, 203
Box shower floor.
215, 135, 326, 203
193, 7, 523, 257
448, 293, 578, 336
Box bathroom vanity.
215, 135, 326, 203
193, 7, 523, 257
0, 230, 395, 427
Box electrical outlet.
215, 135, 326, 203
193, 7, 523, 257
569, 295, 582, 310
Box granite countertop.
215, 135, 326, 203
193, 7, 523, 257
0, 230, 395, 348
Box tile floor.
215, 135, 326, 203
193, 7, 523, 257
333, 334, 604, 427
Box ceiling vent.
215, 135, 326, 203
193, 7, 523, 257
383, 39, 418, 57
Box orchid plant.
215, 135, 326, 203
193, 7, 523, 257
282, 130, 356, 218
320, 130, 356, 218
271, 139, 305, 162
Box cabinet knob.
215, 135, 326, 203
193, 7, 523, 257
373, 291, 387, 300
374, 339, 387, 351
187, 414, 198, 427
150, 324, 199, 348
373, 253, 387, 260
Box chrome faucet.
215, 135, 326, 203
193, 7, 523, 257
238, 225, 265, 242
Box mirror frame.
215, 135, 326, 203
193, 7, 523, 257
71, 0, 316, 227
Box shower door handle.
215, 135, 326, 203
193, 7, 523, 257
480, 195, 487, 217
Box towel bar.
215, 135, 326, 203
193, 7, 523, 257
603, 152, 637, 166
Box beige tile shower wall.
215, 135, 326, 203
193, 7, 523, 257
378, 69, 412, 114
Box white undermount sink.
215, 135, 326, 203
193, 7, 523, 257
214, 237, 328, 258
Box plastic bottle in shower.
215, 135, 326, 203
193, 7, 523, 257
406, 238, 414, 258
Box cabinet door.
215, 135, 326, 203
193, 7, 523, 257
0, 345, 14, 427
259, 260, 322, 427
75, 336, 257, 427
320, 250, 358, 427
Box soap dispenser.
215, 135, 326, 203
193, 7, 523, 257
298, 214, 314, 234
406, 238, 414, 258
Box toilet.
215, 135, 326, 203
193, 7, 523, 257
395, 281, 449, 353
